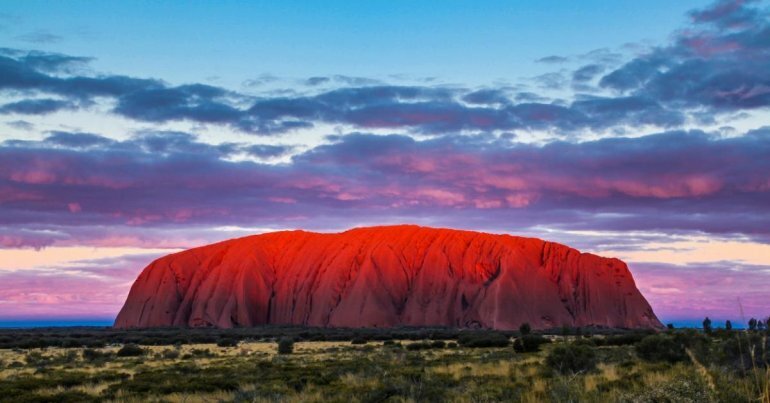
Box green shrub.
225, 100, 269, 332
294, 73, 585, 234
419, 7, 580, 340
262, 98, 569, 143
25, 351, 47, 366
190, 348, 213, 358
573, 337, 597, 347
216, 338, 238, 348
406, 342, 431, 351
38, 390, 101, 403
351, 337, 368, 345
82, 348, 109, 361
595, 333, 647, 347
513, 334, 550, 353
546, 343, 597, 374
116, 343, 146, 357
519, 323, 531, 335
161, 348, 180, 359
458, 332, 510, 348
718, 333, 769, 371
635, 335, 686, 363
405, 340, 447, 350
622, 373, 714, 402
61, 350, 79, 364
277, 337, 294, 354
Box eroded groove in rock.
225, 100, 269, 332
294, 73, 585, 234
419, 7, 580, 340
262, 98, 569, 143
114, 225, 662, 330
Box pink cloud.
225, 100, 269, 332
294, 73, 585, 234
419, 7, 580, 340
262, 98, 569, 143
268, 197, 297, 204
632, 261, 770, 322
0, 253, 162, 319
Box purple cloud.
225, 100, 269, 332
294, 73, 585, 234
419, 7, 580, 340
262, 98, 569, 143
1, 128, 769, 249
633, 260, 770, 323
0, 253, 164, 318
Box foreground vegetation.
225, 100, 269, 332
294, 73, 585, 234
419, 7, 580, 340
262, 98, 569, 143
0, 326, 767, 402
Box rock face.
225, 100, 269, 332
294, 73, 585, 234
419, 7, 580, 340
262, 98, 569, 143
114, 225, 662, 330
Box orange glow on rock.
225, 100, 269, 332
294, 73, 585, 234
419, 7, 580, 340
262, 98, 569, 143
114, 225, 662, 330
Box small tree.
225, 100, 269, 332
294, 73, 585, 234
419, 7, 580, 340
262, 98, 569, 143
666, 323, 675, 330
748, 318, 758, 331
703, 317, 712, 334
519, 322, 531, 336
725, 320, 732, 331
277, 337, 294, 354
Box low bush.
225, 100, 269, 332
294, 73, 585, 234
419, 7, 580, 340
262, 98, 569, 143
406, 342, 431, 351
161, 348, 180, 359
513, 334, 550, 353
82, 348, 110, 362
189, 348, 214, 358
458, 332, 510, 348
405, 340, 448, 351
717, 333, 769, 371
216, 338, 238, 348
635, 335, 687, 363
351, 337, 368, 345
546, 342, 597, 374
24, 351, 48, 366
116, 343, 146, 357
622, 373, 714, 402
595, 333, 648, 347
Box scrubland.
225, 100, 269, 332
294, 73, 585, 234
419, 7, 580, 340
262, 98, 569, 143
0, 327, 767, 402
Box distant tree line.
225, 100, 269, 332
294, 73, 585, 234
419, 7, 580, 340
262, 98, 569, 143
0, 316, 767, 350
701, 316, 769, 333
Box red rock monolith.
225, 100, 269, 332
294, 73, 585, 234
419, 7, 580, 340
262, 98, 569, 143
114, 225, 662, 329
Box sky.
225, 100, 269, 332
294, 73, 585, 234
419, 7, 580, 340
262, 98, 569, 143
0, 0, 768, 327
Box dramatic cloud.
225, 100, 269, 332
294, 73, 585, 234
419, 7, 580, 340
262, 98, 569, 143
6, 0, 769, 140
1, 128, 769, 250
0, 50, 161, 97
599, 0, 770, 111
